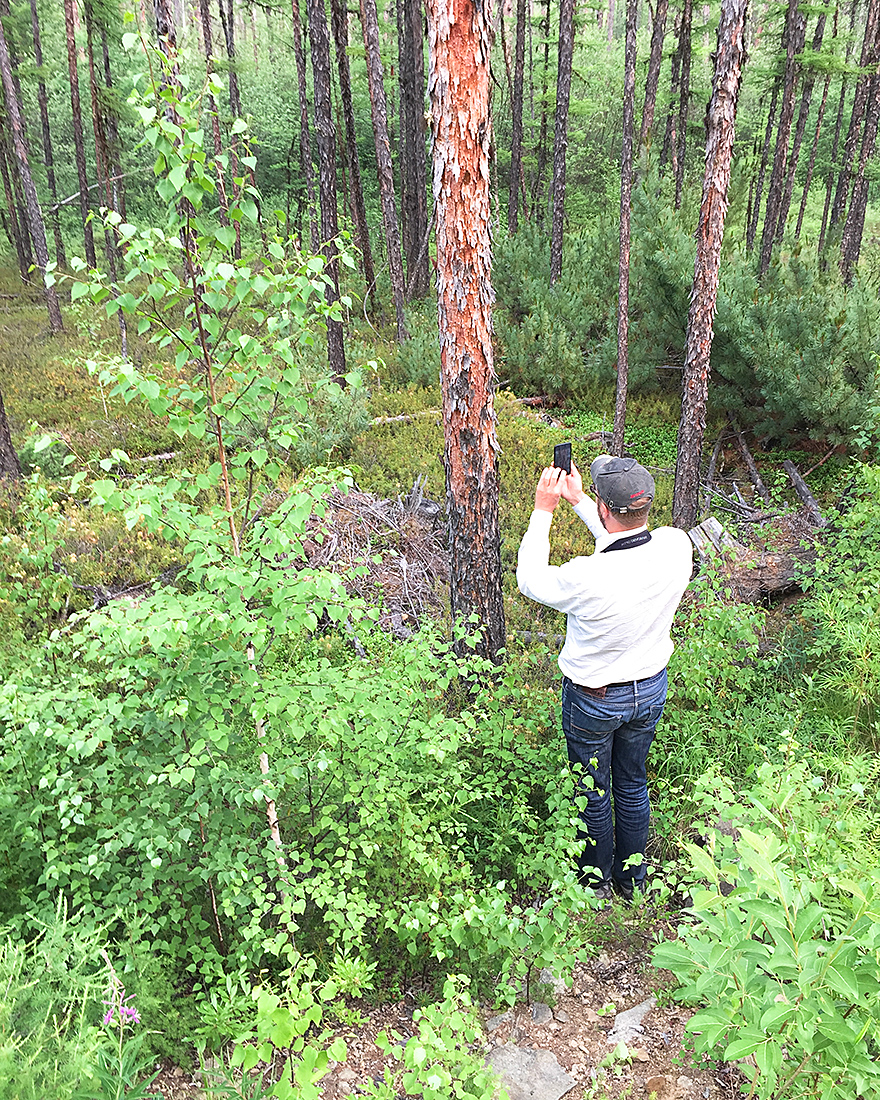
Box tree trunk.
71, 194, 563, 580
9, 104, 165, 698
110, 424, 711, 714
398, 0, 430, 298
308, 0, 347, 381
776, 10, 826, 242
640, 0, 669, 147
550, 0, 576, 283
360, 0, 410, 340
289, 0, 319, 251
197, 0, 229, 227
217, 0, 243, 256
530, 0, 553, 224
841, 65, 880, 283
63, 0, 96, 267
0, 13, 62, 332
759, 0, 805, 276
428, 0, 505, 662
659, 9, 681, 172
28, 0, 66, 269
795, 68, 831, 239
0, 385, 21, 479
100, 26, 126, 221
674, 0, 693, 209
0, 128, 29, 281
509, 0, 527, 232
673, 0, 747, 531
829, 0, 879, 234
607, 0, 615, 47
612, 0, 637, 456
331, 0, 380, 313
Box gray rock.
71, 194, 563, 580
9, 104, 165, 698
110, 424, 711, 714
554, 1010, 569, 1024
538, 967, 568, 998
607, 996, 656, 1045
530, 1002, 553, 1026
487, 1010, 514, 1033
487, 1046, 577, 1100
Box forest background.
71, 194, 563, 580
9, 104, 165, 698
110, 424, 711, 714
0, 0, 879, 1097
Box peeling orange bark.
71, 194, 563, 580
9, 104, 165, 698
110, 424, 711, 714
429, 0, 505, 661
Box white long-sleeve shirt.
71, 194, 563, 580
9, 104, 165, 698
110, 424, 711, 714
516, 497, 693, 688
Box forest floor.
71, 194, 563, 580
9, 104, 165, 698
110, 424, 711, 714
150, 901, 738, 1100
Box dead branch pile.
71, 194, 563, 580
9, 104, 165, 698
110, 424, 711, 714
303, 479, 448, 638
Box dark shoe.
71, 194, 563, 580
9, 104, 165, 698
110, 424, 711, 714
612, 879, 640, 902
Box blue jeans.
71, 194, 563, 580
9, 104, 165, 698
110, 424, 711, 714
562, 668, 668, 893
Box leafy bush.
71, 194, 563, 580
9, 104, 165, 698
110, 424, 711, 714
655, 743, 880, 1100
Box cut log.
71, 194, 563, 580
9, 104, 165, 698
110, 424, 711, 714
783, 459, 826, 527
688, 515, 804, 602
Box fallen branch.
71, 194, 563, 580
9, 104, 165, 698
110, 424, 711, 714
729, 418, 770, 504
783, 460, 826, 527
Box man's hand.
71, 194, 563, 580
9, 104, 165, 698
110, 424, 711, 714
560, 460, 589, 506
535, 466, 565, 513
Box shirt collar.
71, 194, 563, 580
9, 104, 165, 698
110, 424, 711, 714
594, 524, 649, 554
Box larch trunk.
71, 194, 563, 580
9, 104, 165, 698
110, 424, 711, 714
290, 0, 319, 251
640, 0, 669, 147
398, 0, 430, 298
550, 0, 576, 283
674, 0, 693, 209
509, 0, 526, 232
63, 0, 96, 267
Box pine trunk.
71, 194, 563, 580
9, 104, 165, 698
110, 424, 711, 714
398, 0, 430, 298
841, 66, 880, 283
360, 0, 410, 340
0, 14, 62, 332
612, 0, 637, 456
0, 129, 29, 281
508, 0, 526, 232
63, 0, 96, 267
428, 0, 505, 662
308, 0, 347, 381
0, 385, 21, 479
759, 0, 805, 276
776, 11, 826, 241
640, 0, 669, 147
331, 0, 380, 312
674, 0, 693, 208
829, 0, 879, 234
28, 0, 66, 269
290, 0, 319, 250
550, 0, 576, 283
673, 0, 747, 530
795, 69, 830, 239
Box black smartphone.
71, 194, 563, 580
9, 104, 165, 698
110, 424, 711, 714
553, 442, 572, 474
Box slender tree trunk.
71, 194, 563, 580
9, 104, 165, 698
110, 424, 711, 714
673, 0, 747, 530
776, 10, 826, 241
641, 0, 669, 147
0, 130, 29, 281
841, 67, 880, 283
100, 27, 126, 221
612, 0, 637, 455
197, 0, 229, 226
530, 0, 553, 223
607, 0, 615, 46
509, 0, 527, 232
28, 0, 66, 269
795, 69, 831, 239
659, 9, 681, 172
0, 385, 21, 479
290, 0, 319, 250
361, 0, 410, 340
759, 0, 805, 276
398, 0, 430, 298
550, 0, 576, 283
428, 0, 505, 662
308, 0, 347, 380
674, 0, 693, 208
746, 81, 779, 252
0, 15, 62, 332
217, 0, 243, 257
331, 0, 380, 313
63, 0, 96, 267
829, 0, 879, 234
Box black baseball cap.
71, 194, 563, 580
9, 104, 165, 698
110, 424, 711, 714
589, 454, 655, 513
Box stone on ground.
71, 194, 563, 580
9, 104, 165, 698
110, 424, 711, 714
487, 1045, 577, 1100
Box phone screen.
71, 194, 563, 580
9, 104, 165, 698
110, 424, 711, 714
553, 443, 572, 474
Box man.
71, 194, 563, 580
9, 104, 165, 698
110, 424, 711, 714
517, 455, 692, 900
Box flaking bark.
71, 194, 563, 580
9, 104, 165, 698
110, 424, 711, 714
673, 0, 748, 530
428, 0, 505, 661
